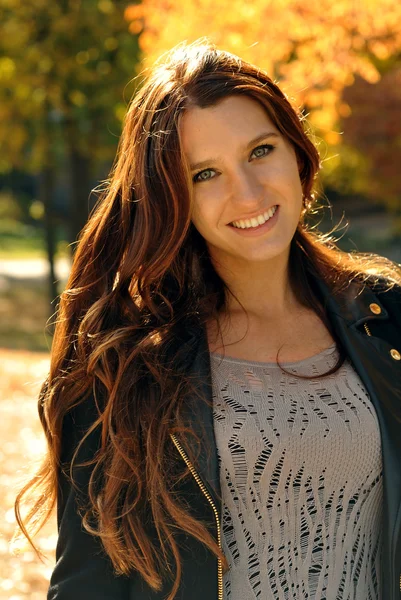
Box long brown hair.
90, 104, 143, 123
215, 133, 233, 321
15, 38, 401, 599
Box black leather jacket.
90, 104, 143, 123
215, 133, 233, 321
48, 278, 401, 600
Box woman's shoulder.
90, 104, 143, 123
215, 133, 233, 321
316, 271, 401, 327
361, 275, 401, 331
363, 274, 401, 303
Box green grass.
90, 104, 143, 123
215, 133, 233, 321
0, 219, 70, 259
0, 239, 70, 260
0, 279, 54, 352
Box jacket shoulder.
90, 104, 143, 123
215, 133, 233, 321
361, 276, 401, 335
364, 276, 401, 308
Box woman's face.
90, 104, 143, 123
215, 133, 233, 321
180, 95, 304, 267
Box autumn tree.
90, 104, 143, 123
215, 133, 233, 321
0, 0, 140, 280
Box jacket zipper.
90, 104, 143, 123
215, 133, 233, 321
364, 322, 372, 336
169, 433, 223, 600
364, 320, 401, 596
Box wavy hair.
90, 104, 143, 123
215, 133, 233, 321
15, 38, 401, 599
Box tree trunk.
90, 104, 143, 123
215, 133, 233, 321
39, 165, 59, 325
65, 119, 93, 247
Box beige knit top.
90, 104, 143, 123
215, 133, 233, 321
210, 345, 382, 600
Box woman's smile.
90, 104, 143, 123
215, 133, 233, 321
228, 204, 279, 236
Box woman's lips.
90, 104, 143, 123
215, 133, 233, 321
227, 205, 279, 236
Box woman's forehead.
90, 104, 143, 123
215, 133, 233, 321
179, 95, 279, 162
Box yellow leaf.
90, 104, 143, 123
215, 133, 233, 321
0, 57, 16, 81
88, 47, 100, 61
104, 37, 119, 51
76, 51, 90, 65
124, 4, 145, 21
32, 88, 46, 105
97, 61, 111, 75
29, 200, 45, 220
324, 131, 341, 145
69, 90, 86, 106
129, 20, 143, 35
98, 0, 114, 14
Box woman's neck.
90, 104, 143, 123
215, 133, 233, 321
206, 250, 334, 362
211, 248, 300, 320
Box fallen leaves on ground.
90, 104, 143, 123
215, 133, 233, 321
0, 348, 55, 600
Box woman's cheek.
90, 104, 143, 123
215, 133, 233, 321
192, 180, 228, 228
191, 196, 210, 233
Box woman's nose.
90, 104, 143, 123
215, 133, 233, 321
229, 166, 264, 207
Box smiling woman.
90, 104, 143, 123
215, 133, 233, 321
14, 38, 401, 600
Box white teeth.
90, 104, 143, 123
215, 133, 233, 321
231, 205, 277, 229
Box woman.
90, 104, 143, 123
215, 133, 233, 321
15, 39, 401, 600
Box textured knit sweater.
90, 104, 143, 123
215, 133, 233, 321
210, 345, 382, 600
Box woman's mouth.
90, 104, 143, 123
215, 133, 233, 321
227, 205, 279, 236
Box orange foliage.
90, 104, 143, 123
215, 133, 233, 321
342, 68, 401, 210
125, 0, 401, 141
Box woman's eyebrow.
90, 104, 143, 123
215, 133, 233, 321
189, 131, 280, 171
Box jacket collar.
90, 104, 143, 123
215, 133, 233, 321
314, 276, 389, 328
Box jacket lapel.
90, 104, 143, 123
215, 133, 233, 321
177, 326, 222, 507
315, 278, 401, 598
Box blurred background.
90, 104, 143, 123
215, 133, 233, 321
0, 1, 400, 597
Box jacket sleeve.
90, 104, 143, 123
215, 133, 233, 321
47, 393, 130, 600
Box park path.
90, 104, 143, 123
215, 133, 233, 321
0, 258, 71, 280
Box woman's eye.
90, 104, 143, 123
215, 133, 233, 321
251, 144, 274, 159
193, 169, 215, 183
192, 144, 274, 183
